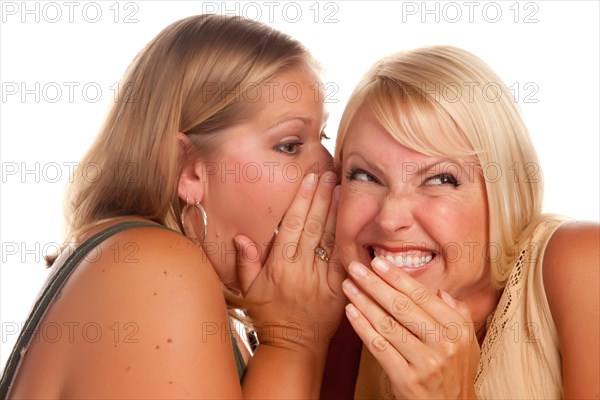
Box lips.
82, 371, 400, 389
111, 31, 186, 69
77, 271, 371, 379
369, 246, 436, 269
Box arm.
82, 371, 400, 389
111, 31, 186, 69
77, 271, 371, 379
33, 217, 343, 399
21, 226, 245, 399
543, 221, 600, 399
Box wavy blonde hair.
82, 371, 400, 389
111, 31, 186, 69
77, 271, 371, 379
335, 46, 545, 289
54, 14, 316, 262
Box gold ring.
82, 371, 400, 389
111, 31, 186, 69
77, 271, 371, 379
315, 246, 330, 262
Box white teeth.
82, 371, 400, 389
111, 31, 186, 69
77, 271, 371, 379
374, 249, 434, 268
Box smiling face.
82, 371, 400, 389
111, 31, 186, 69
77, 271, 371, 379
200, 67, 331, 289
336, 106, 495, 317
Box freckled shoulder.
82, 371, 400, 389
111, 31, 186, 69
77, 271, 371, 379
65, 225, 224, 296
12, 225, 242, 398
542, 221, 600, 399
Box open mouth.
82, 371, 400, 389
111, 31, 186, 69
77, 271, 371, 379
367, 245, 436, 269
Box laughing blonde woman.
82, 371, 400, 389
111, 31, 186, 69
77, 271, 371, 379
323, 46, 599, 399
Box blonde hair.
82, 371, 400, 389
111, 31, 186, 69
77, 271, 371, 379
56, 14, 316, 260
335, 46, 544, 289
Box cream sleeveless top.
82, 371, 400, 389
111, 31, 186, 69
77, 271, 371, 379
354, 218, 566, 399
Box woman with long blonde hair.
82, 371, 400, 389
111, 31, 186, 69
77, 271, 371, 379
2, 14, 346, 398
324, 46, 599, 399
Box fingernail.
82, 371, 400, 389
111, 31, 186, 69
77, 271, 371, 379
304, 173, 317, 188
346, 304, 360, 320
372, 257, 389, 273
343, 279, 360, 295
348, 261, 367, 278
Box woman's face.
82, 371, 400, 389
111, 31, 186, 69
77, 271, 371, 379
201, 67, 331, 290
335, 107, 492, 304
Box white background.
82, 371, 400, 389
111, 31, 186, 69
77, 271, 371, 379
1, 0, 598, 369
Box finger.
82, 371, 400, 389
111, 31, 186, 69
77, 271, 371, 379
274, 172, 319, 252
343, 278, 429, 366
234, 234, 262, 295
368, 257, 467, 328
347, 260, 442, 343
344, 302, 410, 374
325, 186, 346, 294
298, 171, 337, 263
321, 185, 339, 255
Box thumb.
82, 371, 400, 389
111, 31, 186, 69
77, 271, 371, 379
233, 234, 262, 296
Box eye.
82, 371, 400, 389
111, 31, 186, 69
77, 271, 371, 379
424, 174, 460, 187
320, 132, 331, 142
275, 142, 302, 155
346, 168, 379, 183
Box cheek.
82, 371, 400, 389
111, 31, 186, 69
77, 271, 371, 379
417, 197, 488, 270
417, 197, 485, 240
430, 201, 463, 232
241, 175, 295, 222
335, 188, 379, 258
213, 171, 294, 239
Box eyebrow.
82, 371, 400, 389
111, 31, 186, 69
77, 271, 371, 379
343, 152, 384, 173
344, 152, 467, 176
414, 158, 466, 176
267, 116, 311, 131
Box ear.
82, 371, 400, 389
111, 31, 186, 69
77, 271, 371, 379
177, 132, 205, 203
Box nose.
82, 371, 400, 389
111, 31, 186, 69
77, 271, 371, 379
375, 191, 415, 234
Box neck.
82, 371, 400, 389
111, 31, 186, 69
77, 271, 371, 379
468, 284, 502, 346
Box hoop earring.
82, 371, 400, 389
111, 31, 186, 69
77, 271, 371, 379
181, 198, 208, 246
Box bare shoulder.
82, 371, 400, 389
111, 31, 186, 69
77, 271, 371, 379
67, 223, 225, 303
11, 223, 242, 398
544, 220, 599, 267
91, 222, 216, 273
542, 220, 599, 398
543, 220, 599, 308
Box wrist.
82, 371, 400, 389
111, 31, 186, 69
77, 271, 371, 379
253, 321, 333, 353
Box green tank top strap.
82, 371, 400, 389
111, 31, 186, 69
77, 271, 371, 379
228, 319, 248, 381
0, 221, 173, 397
